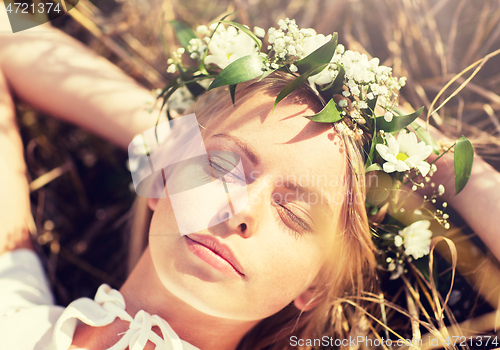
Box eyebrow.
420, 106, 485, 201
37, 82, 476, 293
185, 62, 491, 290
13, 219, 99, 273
211, 133, 261, 166
284, 181, 333, 216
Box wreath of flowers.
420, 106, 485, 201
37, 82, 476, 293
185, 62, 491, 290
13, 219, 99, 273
157, 16, 474, 279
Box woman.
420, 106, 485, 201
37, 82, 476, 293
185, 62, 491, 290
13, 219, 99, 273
0, 14, 374, 348
1, 20, 374, 348
1, 17, 500, 350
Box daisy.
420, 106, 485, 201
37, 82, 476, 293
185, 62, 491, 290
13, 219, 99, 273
375, 130, 433, 176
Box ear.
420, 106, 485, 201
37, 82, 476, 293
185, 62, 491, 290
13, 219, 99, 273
148, 197, 159, 211
293, 288, 322, 312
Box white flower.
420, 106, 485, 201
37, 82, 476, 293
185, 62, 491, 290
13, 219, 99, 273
438, 184, 445, 196
357, 101, 368, 109
187, 38, 207, 60
338, 99, 348, 108
253, 26, 266, 38
289, 64, 298, 73
262, 19, 408, 123
375, 130, 433, 176
384, 111, 393, 122
268, 18, 331, 66
394, 235, 403, 247
167, 64, 177, 74
308, 68, 336, 86
196, 25, 209, 35
398, 220, 432, 259
302, 33, 332, 57
204, 25, 258, 69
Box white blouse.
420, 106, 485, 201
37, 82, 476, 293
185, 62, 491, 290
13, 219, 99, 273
0, 249, 199, 350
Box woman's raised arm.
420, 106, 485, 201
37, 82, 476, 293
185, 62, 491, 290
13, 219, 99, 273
430, 148, 500, 261
414, 118, 500, 262
0, 18, 165, 254
0, 18, 164, 149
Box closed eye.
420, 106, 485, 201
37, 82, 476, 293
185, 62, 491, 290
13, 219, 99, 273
209, 154, 245, 183
273, 199, 313, 237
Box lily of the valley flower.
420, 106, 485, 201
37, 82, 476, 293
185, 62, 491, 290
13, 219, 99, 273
375, 130, 433, 176
398, 220, 433, 259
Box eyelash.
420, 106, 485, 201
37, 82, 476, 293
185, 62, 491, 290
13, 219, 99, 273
273, 202, 312, 238
209, 158, 245, 183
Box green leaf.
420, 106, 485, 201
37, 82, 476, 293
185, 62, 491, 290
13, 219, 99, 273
330, 64, 345, 94
274, 64, 329, 109
220, 20, 262, 51
229, 84, 237, 105
159, 84, 180, 112
410, 121, 441, 155
365, 163, 383, 172
294, 33, 338, 74
376, 107, 424, 133
170, 20, 198, 50
304, 98, 343, 123
208, 54, 267, 90
366, 117, 378, 167
454, 136, 474, 194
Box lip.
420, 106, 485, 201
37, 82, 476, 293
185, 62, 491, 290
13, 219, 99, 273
185, 234, 245, 277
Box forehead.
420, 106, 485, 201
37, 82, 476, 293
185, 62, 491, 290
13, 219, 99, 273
200, 89, 348, 211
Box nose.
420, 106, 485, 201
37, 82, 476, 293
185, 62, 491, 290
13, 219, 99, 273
217, 174, 271, 238
216, 172, 272, 238
218, 202, 253, 238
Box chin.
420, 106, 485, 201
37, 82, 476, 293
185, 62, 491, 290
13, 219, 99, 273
157, 267, 286, 321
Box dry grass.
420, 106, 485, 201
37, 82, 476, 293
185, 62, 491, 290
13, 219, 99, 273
18, 0, 500, 346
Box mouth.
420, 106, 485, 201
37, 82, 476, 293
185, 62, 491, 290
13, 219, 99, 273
185, 234, 245, 277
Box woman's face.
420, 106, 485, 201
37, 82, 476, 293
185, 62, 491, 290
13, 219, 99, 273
148, 89, 348, 321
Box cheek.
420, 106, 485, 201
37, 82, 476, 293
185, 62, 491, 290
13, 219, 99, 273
147, 198, 181, 275
243, 231, 325, 316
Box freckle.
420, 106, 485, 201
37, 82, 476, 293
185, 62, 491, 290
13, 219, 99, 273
339, 148, 344, 154
328, 133, 335, 141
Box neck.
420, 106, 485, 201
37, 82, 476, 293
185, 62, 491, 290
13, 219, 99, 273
73, 247, 258, 350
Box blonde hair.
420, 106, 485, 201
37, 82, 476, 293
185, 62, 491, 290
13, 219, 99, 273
129, 73, 376, 349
